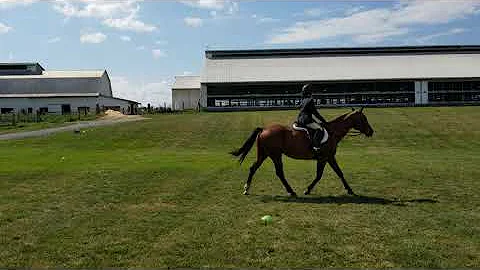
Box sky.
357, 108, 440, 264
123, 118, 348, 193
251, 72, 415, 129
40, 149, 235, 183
1, 0, 480, 107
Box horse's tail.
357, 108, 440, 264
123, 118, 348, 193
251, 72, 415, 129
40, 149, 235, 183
230, 127, 263, 164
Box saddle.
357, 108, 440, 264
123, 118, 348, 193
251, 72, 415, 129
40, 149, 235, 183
292, 122, 329, 145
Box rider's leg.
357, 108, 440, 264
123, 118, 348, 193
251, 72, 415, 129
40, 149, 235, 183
306, 122, 322, 151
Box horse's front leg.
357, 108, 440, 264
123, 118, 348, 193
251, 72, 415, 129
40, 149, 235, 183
304, 160, 327, 195
328, 157, 356, 196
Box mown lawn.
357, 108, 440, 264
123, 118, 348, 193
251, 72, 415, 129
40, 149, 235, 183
1, 107, 480, 268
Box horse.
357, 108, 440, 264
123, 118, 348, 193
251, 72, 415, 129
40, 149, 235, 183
230, 108, 374, 197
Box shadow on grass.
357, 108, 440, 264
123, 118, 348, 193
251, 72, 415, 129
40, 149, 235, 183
256, 194, 438, 206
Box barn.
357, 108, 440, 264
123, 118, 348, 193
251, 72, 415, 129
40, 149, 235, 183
171, 75, 201, 111
0, 63, 139, 115
172, 45, 480, 111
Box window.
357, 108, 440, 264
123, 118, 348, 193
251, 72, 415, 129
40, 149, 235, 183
61, 104, 71, 115
1, 108, 14, 114
78, 107, 90, 115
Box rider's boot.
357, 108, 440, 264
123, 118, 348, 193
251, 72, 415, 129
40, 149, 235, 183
312, 130, 324, 157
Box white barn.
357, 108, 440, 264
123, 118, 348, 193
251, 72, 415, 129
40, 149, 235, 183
171, 75, 201, 111
171, 45, 480, 111
0, 63, 139, 115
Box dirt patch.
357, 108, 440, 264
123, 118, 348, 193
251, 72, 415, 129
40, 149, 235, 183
99, 109, 143, 120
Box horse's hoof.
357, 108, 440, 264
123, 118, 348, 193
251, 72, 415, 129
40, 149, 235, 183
243, 190, 249, 195
303, 189, 310, 195
289, 192, 297, 198
347, 190, 357, 196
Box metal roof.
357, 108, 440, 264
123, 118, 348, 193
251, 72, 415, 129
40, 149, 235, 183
0, 62, 45, 71
202, 52, 480, 83
172, 75, 200, 89
206, 45, 480, 59
0, 70, 105, 79
102, 95, 141, 104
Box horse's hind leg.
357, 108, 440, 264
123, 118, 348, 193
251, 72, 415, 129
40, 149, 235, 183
271, 154, 297, 197
243, 147, 267, 195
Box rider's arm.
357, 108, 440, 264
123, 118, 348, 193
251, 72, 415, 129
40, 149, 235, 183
310, 100, 327, 124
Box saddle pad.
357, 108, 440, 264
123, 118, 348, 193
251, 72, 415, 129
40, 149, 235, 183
292, 123, 329, 144
292, 123, 308, 132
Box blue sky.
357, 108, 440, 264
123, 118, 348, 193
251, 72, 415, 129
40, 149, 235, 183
1, 0, 480, 106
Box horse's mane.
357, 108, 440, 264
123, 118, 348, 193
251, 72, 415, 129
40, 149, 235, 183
328, 111, 355, 124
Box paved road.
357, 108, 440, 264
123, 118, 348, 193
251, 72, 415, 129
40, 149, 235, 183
0, 117, 146, 141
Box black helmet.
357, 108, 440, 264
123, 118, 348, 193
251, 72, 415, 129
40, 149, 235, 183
301, 83, 313, 97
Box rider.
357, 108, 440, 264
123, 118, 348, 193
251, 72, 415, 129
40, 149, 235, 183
296, 83, 328, 152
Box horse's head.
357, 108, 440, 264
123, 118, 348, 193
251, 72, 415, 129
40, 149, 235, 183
349, 107, 374, 137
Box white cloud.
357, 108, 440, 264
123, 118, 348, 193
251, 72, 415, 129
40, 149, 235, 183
182, 71, 192, 76
0, 22, 12, 34
178, 0, 238, 16
268, 0, 480, 45
304, 8, 324, 17
80, 32, 107, 44
184, 17, 203, 27
226, 1, 238, 15
0, 0, 37, 9
136, 45, 145, 50
103, 15, 156, 32
53, 0, 156, 32
345, 6, 365, 16
178, 0, 226, 10
120, 35, 131, 42
293, 8, 327, 18
389, 0, 480, 25
152, 49, 166, 59
47, 37, 61, 43
110, 76, 173, 107
416, 28, 467, 44
252, 14, 279, 24
53, 0, 139, 18
155, 40, 168, 45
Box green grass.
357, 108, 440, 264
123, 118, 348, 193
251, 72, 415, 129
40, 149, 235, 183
1, 107, 480, 268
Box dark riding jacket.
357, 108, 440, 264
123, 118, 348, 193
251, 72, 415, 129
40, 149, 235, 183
297, 98, 327, 126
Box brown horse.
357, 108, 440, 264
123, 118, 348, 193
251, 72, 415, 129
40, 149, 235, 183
230, 108, 374, 197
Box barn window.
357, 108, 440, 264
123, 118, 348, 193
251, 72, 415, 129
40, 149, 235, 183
1, 108, 14, 114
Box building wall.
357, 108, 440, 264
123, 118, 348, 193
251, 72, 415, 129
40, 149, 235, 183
100, 72, 113, 97
0, 96, 98, 114
172, 89, 200, 110
203, 53, 480, 83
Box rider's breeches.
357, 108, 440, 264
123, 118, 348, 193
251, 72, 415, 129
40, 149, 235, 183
307, 122, 322, 130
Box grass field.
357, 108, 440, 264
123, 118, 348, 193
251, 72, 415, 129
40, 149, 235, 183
1, 107, 480, 268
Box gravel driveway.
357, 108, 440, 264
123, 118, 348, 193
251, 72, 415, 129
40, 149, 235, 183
0, 117, 146, 141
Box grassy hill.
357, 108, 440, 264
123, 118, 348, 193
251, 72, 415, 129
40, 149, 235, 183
1, 107, 480, 268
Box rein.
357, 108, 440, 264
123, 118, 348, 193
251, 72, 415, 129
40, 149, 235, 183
347, 131, 362, 137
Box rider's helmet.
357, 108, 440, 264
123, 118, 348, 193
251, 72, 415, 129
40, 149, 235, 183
301, 83, 313, 98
